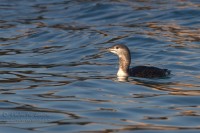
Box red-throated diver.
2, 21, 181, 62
107, 44, 170, 78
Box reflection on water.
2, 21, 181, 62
0, 0, 200, 132
146, 22, 200, 45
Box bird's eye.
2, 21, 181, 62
116, 47, 119, 49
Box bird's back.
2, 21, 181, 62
129, 66, 170, 78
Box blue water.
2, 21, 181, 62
0, 0, 200, 132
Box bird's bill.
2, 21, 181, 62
107, 47, 117, 54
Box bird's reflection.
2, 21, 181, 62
117, 76, 129, 82
115, 75, 200, 96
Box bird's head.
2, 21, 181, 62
107, 44, 130, 58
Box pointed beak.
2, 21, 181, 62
100, 47, 113, 52
107, 47, 116, 54
100, 46, 117, 54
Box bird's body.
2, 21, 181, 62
107, 44, 170, 78
129, 66, 170, 78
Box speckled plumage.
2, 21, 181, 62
107, 44, 171, 78
129, 66, 170, 78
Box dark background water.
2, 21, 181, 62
0, 0, 200, 132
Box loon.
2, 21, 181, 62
107, 44, 170, 78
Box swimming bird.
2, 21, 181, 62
107, 44, 170, 78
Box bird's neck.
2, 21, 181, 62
117, 55, 130, 77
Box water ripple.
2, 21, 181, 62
0, 0, 200, 132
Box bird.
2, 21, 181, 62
107, 44, 171, 78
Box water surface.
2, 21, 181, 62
0, 0, 200, 133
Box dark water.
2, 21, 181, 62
0, 0, 200, 132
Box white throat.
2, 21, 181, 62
117, 68, 129, 77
